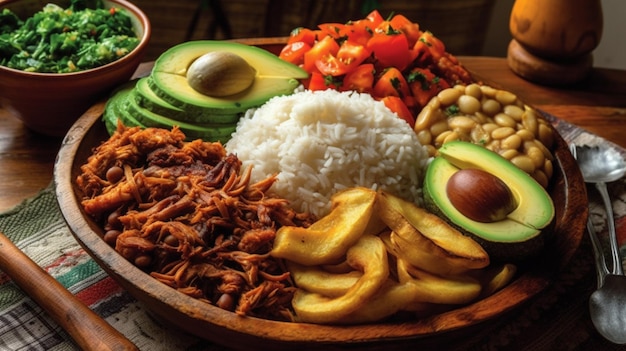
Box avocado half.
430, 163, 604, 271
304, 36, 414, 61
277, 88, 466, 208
423, 141, 555, 261
150, 40, 309, 113
102, 41, 308, 142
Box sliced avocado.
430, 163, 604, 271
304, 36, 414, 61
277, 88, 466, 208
135, 77, 242, 124
133, 77, 187, 119
150, 40, 308, 113
103, 81, 145, 134
125, 89, 237, 142
423, 141, 555, 261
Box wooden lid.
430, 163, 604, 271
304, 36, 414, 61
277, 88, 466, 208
507, 39, 593, 86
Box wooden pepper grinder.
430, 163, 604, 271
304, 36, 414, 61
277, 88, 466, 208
507, 0, 603, 85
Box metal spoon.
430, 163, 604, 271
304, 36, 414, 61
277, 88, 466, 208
570, 143, 626, 344
572, 144, 626, 275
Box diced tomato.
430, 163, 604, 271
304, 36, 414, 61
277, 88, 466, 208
381, 96, 415, 128
287, 27, 319, 46
407, 68, 450, 107
279, 41, 311, 66
390, 14, 421, 47
308, 71, 338, 91
402, 95, 420, 117
336, 41, 370, 69
364, 9, 385, 27
318, 23, 347, 39
367, 31, 414, 71
340, 21, 372, 46
314, 55, 341, 76
419, 31, 446, 61
412, 39, 433, 66
373, 67, 410, 98
342, 63, 375, 93
315, 41, 370, 76
303, 35, 340, 73
275, 9, 459, 128
341, 10, 383, 45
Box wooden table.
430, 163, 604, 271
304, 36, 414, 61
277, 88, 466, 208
1, 56, 625, 213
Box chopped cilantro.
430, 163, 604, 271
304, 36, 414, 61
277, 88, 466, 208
419, 37, 432, 47
390, 76, 401, 89
324, 74, 343, 87
445, 104, 460, 116
0, 0, 139, 73
290, 27, 304, 36
385, 24, 402, 35
407, 70, 430, 91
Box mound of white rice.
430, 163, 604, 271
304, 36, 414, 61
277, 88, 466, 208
225, 89, 429, 217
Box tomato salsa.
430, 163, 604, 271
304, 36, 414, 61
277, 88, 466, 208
278, 10, 473, 128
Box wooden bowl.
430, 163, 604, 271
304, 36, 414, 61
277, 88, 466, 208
0, 0, 151, 137
54, 41, 588, 350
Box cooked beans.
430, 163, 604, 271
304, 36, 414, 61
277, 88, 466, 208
438, 88, 462, 105
457, 95, 481, 114
494, 113, 516, 128
414, 84, 555, 188
481, 99, 501, 116
448, 116, 476, 130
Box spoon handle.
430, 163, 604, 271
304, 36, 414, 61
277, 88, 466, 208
596, 181, 624, 275
587, 217, 609, 287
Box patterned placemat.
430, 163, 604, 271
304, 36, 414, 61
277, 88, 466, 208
1, 117, 625, 350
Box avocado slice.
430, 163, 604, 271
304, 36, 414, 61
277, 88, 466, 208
133, 77, 187, 119
150, 40, 308, 113
423, 141, 555, 261
103, 80, 145, 134
135, 77, 241, 124
103, 79, 236, 142
124, 88, 237, 142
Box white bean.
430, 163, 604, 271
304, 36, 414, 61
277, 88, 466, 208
503, 105, 524, 121
494, 113, 516, 128
465, 84, 483, 99
448, 116, 476, 131
501, 134, 522, 150
511, 155, 535, 173
430, 120, 450, 137
495, 89, 517, 105
481, 99, 501, 116
458, 95, 481, 114
491, 126, 516, 140
438, 88, 463, 106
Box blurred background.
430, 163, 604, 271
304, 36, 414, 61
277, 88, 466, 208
131, 0, 625, 70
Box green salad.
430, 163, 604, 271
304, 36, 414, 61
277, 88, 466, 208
0, 0, 140, 73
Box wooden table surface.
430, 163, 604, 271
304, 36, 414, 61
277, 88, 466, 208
1, 56, 625, 213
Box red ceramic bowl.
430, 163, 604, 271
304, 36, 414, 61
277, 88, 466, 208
0, 0, 151, 137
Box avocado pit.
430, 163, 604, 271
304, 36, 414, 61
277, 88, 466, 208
446, 168, 517, 223
186, 51, 256, 97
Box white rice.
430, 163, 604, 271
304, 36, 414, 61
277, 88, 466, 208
225, 89, 429, 217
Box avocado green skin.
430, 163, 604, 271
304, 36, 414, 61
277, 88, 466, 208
423, 141, 555, 262
150, 40, 308, 113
